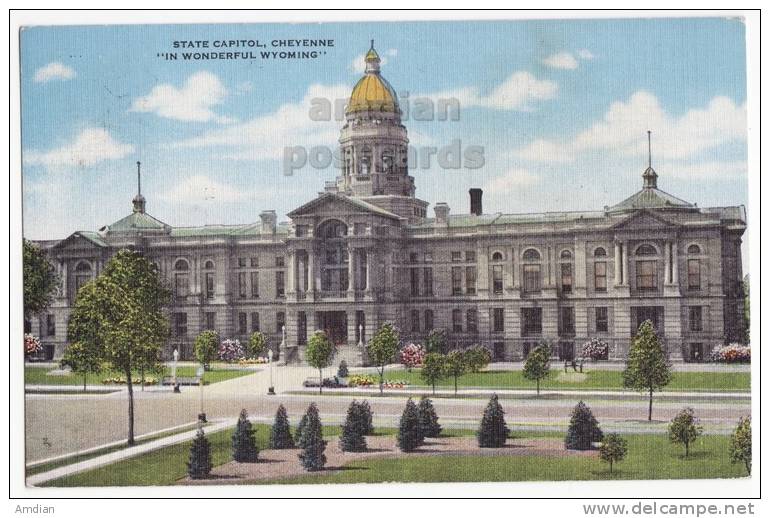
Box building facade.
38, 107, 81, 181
29, 45, 747, 364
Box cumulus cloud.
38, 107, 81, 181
577, 49, 595, 60
130, 71, 233, 123
425, 71, 557, 111
542, 52, 579, 70
663, 160, 747, 180
483, 168, 539, 193
159, 175, 256, 204
33, 62, 76, 83
349, 48, 397, 74
24, 128, 134, 169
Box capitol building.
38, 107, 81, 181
29, 45, 747, 365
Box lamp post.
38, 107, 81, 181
267, 348, 275, 395
196, 365, 206, 422
172, 347, 180, 393
358, 324, 364, 347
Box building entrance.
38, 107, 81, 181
317, 311, 348, 345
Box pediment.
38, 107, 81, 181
288, 193, 400, 220
612, 210, 679, 230
52, 232, 108, 250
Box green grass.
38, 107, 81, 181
25, 365, 252, 387
386, 369, 750, 392
39, 426, 744, 487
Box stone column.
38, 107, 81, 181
307, 250, 315, 295
614, 242, 622, 285
287, 250, 296, 295
672, 242, 679, 284
664, 241, 672, 284
347, 247, 355, 295
621, 241, 628, 285
365, 251, 372, 293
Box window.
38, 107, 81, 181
275, 256, 285, 267
174, 313, 188, 337
276, 271, 285, 297
250, 257, 259, 268
204, 260, 215, 269
493, 342, 505, 361
523, 265, 541, 293
452, 309, 463, 332
688, 259, 701, 290
205, 272, 215, 298
298, 312, 307, 345
635, 244, 657, 256
634, 306, 662, 335
251, 312, 260, 333
594, 262, 607, 292
410, 268, 420, 296
491, 251, 504, 262
561, 263, 573, 294
409, 252, 419, 264
451, 251, 462, 262
636, 260, 657, 290
687, 244, 701, 254
594, 247, 607, 257
465, 251, 476, 262
74, 261, 93, 292
424, 252, 433, 263
424, 309, 434, 331
451, 267, 463, 295
356, 311, 366, 343
423, 267, 434, 296
465, 266, 477, 295
276, 312, 285, 333
595, 307, 609, 333
689, 343, 704, 362
251, 271, 260, 298
295, 225, 309, 237
205, 312, 216, 331
522, 248, 541, 261
492, 308, 504, 333
238, 272, 248, 298
467, 309, 478, 333
560, 249, 573, 259
559, 307, 575, 336
411, 309, 421, 332
238, 257, 247, 268
521, 308, 542, 336
174, 259, 189, 297
689, 306, 703, 332
45, 314, 56, 337
492, 265, 503, 294
238, 313, 247, 334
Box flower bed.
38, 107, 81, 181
581, 338, 609, 360
382, 379, 409, 389
102, 376, 158, 385
25, 334, 42, 355
709, 343, 750, 363
348, 374, 376, 387
218, 339, 245, 362
237, 357, 269, 365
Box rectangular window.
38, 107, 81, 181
452, 309, 463, 332
411, 309, 421, 332
594, 262, 607, 292
689, 306, 703, 332
205, 312, 216, 331
238, 257, 247, 268
410, 268, 420, 296
521, 308, 542, 337
250, 257, 259, 268
250, 271, 260, 298
561, 263, 573, 294
595, 307, 609, 333
174, 313, 188, 337
295, 225, 308, 237
559, 307, 575, 336
424, 309, 434, 332
175, 273, 189, 297
45, 314, 56, 337
298, 312, 307, 345
276, 312, 285, 334
238, 272, 247, 298
409, 252, 419, 264
251, 312, 260, 333
465, 251, 476, 263
423, 267, 433, 296
276, 271, 285, 298
688, 259, 701, 290
492, 264, 503, 294
636, 260, 657, 290
451, 266, 463, 295
238, 313, 247, 335
275, 256, 285, 267
492, 308, 504, 333
523, 265, 541, 293
467, 309, 479, 333
634, 306, 662, 335
205, 272, 215, 298
465, 266, 477, 295
451, 251, 462, 262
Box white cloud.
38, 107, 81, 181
130, 71, 232, 123
349, 48, 398, 74
483, 168, 539, 193
513, 91, 746, 164
663, 160, 747, 180
33, 62, 76, 83
159, 175, 257, 204
577, 49, 595, 60
24, 128, 134, 169
542, 52, 579, 70
424, 71, 557, 112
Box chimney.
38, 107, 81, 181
434, 202, 450, 224
259, 210, 277, 234
469, 188, 483, 216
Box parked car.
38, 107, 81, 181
303, 376, 346, 388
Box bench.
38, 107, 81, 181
161, 376, 202, 386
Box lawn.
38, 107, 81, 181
386, 368, 750, 392
40, 425, 746, 487
25, 365, 253, 387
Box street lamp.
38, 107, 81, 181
196, 364, 206, 422
267, 348, 275, 395
358, 323, 364, 347
172, 347, 180, 393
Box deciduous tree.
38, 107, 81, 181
305, 330, 335, 394
23, 239, 59, 318
599, 433, 628, 474
420, 352, 446, 395
668, 407, 702, 458
729, 416, 751, 474
193, 330, 219, 371
367, 322, 400, 395
523, 342, 551, 395
623, 320, 672, 421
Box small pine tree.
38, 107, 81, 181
668, 407, 702, 458
477, 394, 509, 448
565, 401, 604, 450
340, 401, 367, 452
187, 426, 213, 479
298, 403, 327, 471
729, 416, 751, 475
397, 398, 424, 452
232, 409, 259, 462
270, 404, 294, 449
358, 400, 374, 435
418, 396, 442, 438
599, 433, 628, 474
337, 360, 349, 378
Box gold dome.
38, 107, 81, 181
346, 43, 400, 114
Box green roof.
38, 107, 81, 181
608, 187, 694, 213
105, 211, 170, 233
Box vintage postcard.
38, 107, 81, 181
16, 13, 755, 498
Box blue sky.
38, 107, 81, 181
21, 17, 747, 243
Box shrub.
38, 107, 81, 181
297, 403, 326, 471
187, 426, 212, 479
337, 360, 349, 378
354, 400, 375, 435
194, 330, 219, 370
465, 345, 492, 373
729, 416, 751, 474
418, 396, 442, 438
340, 401, 367, 452
295, 411, 309, 446
269, 404, 294, 449
24, 333, 42, 356
425, 328, 449, 354
581, 338, 609, 360
399, 343, 426, 370
709, 343, 750, 363
347, 374, 375, 387
247, 331, 268, 359
231, 409, 259, 462
668, 407, 702, 457
477, 394, 509, 448
565, 401, 603, 450
599, 433, 628, 473
218, 339, 245, 362
397, 398, 424, 452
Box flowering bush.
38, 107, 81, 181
348, 374, 376, 387
709, 343, 750, 363
582, 338, 609, 360
102, 376, 158, 385
238, 357, 269, 365
24, 334, 42, 356
218, 339, 245, 362
383, 379, 410, 389
399, 343, 426, 370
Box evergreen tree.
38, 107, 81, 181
599, 433, 628, 474
565, 401, 603, 450
298, 403, 327, 471
623, 320, 672, 421
232, 409, 259, 462
295, 410, 309, 446
187, 426, 213, 479
358, 400, 374, 435
269, 404, 294, 449
523, 342, 551, 395
23, 239, 59, 318
729, 416, 751, 475
397, 398, 424, 452
418, 396, 442, 438
340, 401, 367, 452
668, 407, 702, 458
477, 394, 509, 448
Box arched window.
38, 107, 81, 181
74, 261, 93, 292
594, 247, 607, 257
359, 145, 372, 175
202, 260, 215, 298
560, 249, 573, 260
317, 219, 348, 239
635, 244, 657, 256
203, 260, 215, 270
491, 251, 504, 262
522, 248, 541, 261
174, 259, 190, 271
174, 259, 190, 297
687, 244, 701, 254
381, 147, 395, 173
75, 261, 92, 272
522, 249, 541, 292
